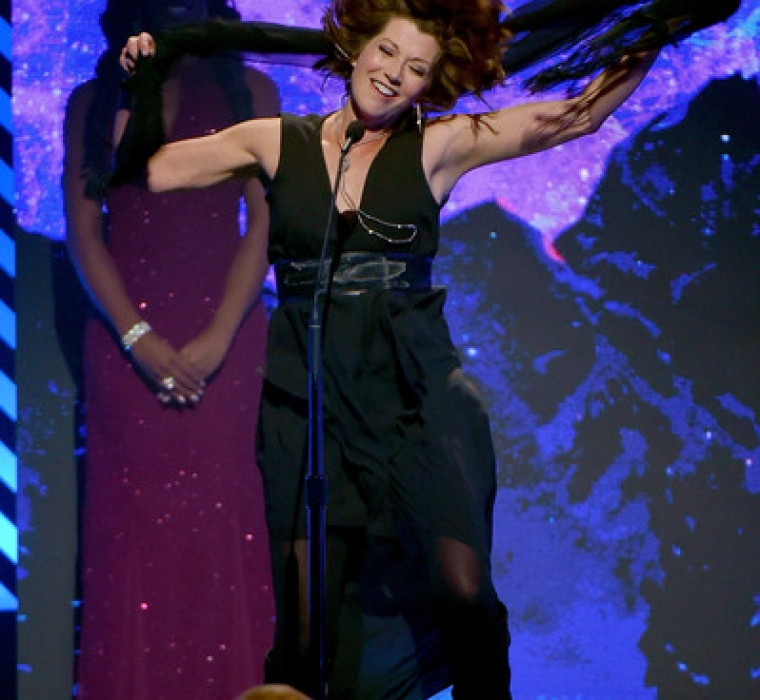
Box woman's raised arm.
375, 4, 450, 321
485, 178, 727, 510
145, 116, 280, 192
426, 50, 658, 201
118, 31, 281, 192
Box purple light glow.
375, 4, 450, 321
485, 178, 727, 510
13, 2, 760, 240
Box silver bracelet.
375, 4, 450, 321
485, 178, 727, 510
122, 320, 152, 351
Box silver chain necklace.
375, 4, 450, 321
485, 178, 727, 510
333, 116, 418, 244
340, 173, 418, 245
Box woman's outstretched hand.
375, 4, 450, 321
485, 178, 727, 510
111, 31, 168, 188
120, 32, 157, 75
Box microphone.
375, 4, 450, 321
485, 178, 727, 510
341, 120, 365, 156
306, 119, 364, 700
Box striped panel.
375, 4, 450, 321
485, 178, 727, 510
0, 2, 15, 699
0, 0, 14, 615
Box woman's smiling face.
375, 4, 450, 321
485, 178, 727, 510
349, 16, 440, 128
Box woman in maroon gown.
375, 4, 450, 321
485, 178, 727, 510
63, 1, 280, 698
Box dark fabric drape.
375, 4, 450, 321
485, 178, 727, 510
502, 0, 742, 91
109, 0, 740, 187
108, 20, 330, 188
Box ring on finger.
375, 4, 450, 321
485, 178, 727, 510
161, 376, 176, 391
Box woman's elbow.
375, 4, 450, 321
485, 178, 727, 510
145, 174, 164, 193
583, 116, 605, 137
145, 143, 191, 192
569, 99, 605, 137
145, 163, 175, 193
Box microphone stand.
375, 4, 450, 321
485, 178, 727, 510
307, 120, 364, 700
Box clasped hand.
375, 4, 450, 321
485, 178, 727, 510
129, 331, 213, 407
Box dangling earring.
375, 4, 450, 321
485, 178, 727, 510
415, 102, 424, 133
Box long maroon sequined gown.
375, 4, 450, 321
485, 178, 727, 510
76, 64, 273, 700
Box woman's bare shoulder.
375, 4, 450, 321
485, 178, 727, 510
65, 79, 99, 118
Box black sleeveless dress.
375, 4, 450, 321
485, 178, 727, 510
259, 112, 497, 563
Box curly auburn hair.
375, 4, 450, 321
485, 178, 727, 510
322, 0, 512, 111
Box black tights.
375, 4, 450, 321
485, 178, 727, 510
265, 530, 511, 699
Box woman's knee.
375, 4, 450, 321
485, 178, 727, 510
432, 536, 495, 609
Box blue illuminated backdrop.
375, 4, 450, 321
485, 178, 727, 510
12, 1, 760, 699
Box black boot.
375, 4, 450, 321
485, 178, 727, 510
446, 601, 512, 700
263, 645, 311, 695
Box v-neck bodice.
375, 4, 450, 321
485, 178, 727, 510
267, 112, 442, 262
318, 115, 373, 215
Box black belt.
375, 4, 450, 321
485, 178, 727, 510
274, 252, 432, 303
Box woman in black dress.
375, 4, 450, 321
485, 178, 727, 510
117, 0, 708, 696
